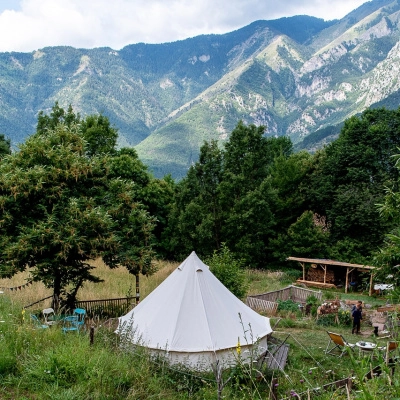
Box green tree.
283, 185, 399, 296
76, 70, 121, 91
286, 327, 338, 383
308, 107, 400, 260
219, 122, 287, 266
268, 150, 313, 233
80, 114, 118, 157
271, 211, 329, 261
206, 244, 248, 299
374, 152, 400, 285
165, 140, 224, 259
0, 123, 154, 310
108, 147, 175, 258
0, 133, 11, 157
37, 102, 79, 134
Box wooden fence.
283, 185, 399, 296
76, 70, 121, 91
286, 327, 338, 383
24, 296, 137, 319
246, 285, 322, 315
246, 297, 279, 315
75, 297, 136, 319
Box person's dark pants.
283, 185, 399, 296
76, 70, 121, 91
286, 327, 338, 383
352, 321, 360, 334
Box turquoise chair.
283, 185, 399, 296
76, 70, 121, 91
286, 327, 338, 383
62, 315, 79, 333
73, 308, 86, 330
30, 314, 49, 329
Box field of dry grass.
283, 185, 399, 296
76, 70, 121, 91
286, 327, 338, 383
0, 259, 179, 309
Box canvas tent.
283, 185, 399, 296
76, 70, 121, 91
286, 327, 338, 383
116, 251, 272, 370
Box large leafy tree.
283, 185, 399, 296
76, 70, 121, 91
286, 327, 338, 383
166, 140, 224, 259
270, 211, 329, 261
308, 107, 400, 260
219, 122, 290, 266
80, 114, 118, 157
166, 121, 291, 267
374, 152, 400, 285
0, 119, 154, 310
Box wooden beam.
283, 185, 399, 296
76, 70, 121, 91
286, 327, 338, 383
345, 268, 355, 294
369, 273, 374, 297
322, 265, 327, 284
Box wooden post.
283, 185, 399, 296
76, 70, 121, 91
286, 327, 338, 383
90, 325, 95, 346
369, 273, 373, 297
135, 273, 140, 304
345, 268, 355, 294
322, 265, 327, 284
270, 377, 278, 400
301, 262, 305, 281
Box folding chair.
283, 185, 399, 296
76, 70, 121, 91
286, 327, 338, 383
30, 314, 49, 329
325, 331, 355, 357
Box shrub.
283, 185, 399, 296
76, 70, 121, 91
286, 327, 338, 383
279, 269, 302, 283
277, 299, 300, 312
306, 295, 319, 306
206, 243, 248, 299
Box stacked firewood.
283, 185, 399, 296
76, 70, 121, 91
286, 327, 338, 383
317, 299, 340, 315
306, 266, 335, 283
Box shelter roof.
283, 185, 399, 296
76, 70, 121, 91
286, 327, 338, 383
286, 257, 375, 271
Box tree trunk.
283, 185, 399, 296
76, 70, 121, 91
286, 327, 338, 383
52, 273, 62, 312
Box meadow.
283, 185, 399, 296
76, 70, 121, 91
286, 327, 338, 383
0, 260, 398, 399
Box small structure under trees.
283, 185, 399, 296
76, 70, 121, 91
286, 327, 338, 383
286, 257, 376, 296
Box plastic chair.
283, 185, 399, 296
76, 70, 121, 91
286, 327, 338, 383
62, 315, 79, 333
30, 314, 49, 329
42, 308, 57, 326
325, 331, 355, 357
73, 308, 86, 330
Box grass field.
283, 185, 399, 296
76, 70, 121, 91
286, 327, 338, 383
0, 259, 399, 399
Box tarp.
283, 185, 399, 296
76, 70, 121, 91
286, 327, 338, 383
116, 251, 272, 370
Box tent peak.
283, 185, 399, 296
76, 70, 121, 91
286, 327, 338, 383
178, 251, 209, 271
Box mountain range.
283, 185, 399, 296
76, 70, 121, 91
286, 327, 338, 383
1, 0, 400, 178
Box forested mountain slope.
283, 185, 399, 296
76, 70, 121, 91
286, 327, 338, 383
0, 0, 400, 177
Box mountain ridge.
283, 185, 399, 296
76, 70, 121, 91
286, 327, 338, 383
1, 0, 400, 178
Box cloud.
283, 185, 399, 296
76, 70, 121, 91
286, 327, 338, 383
0, 0, 367, 52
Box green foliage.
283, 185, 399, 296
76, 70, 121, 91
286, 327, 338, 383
316, 310, 352, 327
0, 107, 156, 309
80, 113, 118, 157
271, 211, 329, 261
306, 295, 319, 306
276, 299, 300, 312
0, 132, 11, 157
308, 107, 400, 261
206, 244, 248, 299
165, 122, 292, 267
337, 310, 352, 326
278, 269, 302, 283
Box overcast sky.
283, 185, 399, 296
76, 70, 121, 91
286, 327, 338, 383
0, 0, 368, 52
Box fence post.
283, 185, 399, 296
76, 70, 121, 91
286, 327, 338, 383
270, 377, 278, 400
90, 325, 95, 346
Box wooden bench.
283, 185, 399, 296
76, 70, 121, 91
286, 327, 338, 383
259, 336, 290, 371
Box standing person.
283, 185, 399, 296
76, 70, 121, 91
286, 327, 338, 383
352, 303, 362, 334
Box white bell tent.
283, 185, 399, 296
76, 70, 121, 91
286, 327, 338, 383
116, 251, 272, 370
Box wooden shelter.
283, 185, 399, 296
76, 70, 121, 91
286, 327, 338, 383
286, 257, 376, 296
